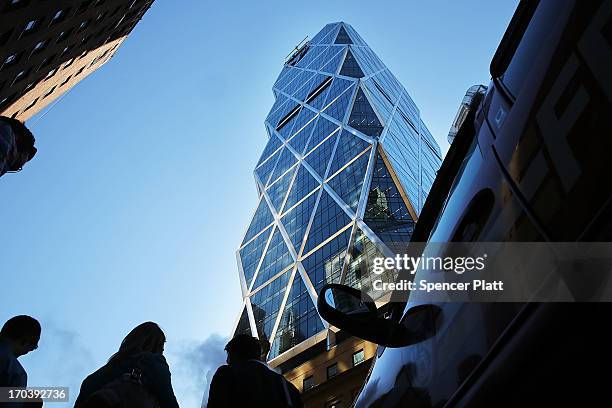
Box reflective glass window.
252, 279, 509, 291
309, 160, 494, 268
302, 228, 351, 292
240, 225, 273, 286
327, 150, 370, 211
304, 133, 338, 179
252, 229, 294, 289
281, 191, 318, 252
348, 88, 383, 137
364, 153, 416, 247
328, 130, 370, 177
284, 166, 320, 211
303, 190, 351, 254
267, 165, 297, 212
269, 274, 324, 359
242, 199, 275, 245
323, 85, 355, 122
250, 269, 291, 341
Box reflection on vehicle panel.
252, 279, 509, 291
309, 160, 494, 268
353, 1, 612, 406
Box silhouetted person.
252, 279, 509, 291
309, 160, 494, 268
0, 117, 36, 177
0, 315, 41, 387
74, 322, 179, 408
207, 334, 302, 408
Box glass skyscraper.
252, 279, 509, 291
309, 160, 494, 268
232, 22, 442, 362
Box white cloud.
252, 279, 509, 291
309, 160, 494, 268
19, 319, 96, 407
167, 333, 228, 408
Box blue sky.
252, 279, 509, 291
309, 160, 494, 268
0, 1, 517, 406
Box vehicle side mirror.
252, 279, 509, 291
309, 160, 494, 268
317, 284, 441, 348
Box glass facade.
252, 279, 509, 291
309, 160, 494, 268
233, 22, 442, 361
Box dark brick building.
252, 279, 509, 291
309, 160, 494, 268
0, 0, 154, 121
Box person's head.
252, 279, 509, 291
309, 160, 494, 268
109, 322, 166, 364
0, 315, 41, 357
0, 116, 36, 171
225, 334, 262, 365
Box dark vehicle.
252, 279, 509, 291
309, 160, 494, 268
318, 0, 612, 406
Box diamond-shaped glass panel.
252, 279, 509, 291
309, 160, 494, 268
335, 26, 353, 44
323, 77, 353, 108
267, 165, 297, 212
303, 190, 351, 254
327, 130, 370, 177
287, 118, 316, 156
242, 198, 275, 245
277, 108, 300, 140
323, 85, 355, 122
240, 225, 273, 287
339, 49, 364, 78
255, 147, 281, 186
250, 269, 292, 342
269, 274, 324, 359
304, 116, 339, 154
289, 108, 317, 140
302, 227, 351, 292
306, 78, 332, 111
327, 150, 370, 212
256, 134, 283, 167
281, 190, 318, 253
348, 88, 383, 137
252, 229, 294, 290
284, 165, 319, 210
304, 133, 338, 180
268, 147, 297, 186
320, 48, 346, 75
364, 153, 415, 246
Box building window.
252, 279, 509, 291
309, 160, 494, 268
352, 349, 365, 366
23, 97, 39, 112
0, 94, 15, 108
78, 50, 89, 59
44, 68, 58, 80
3, 53, 19, 67
43, 85, 56, 99
74, 66, 86, 77
5, 0, 29, 11
78, 20, 90, 31
63, 58, 75, 69
22, 19, 40, 36
59, 75, 72, 88
303, 376, 314, 391
60, 45, 73, 57
51, 9, 69, 25
56, 29, 73, 43
115, 15, 126, 28
327, 363, 338, 379
12, 69, 29, 85
32, 40, 47, 54
23, 81, 36, 93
